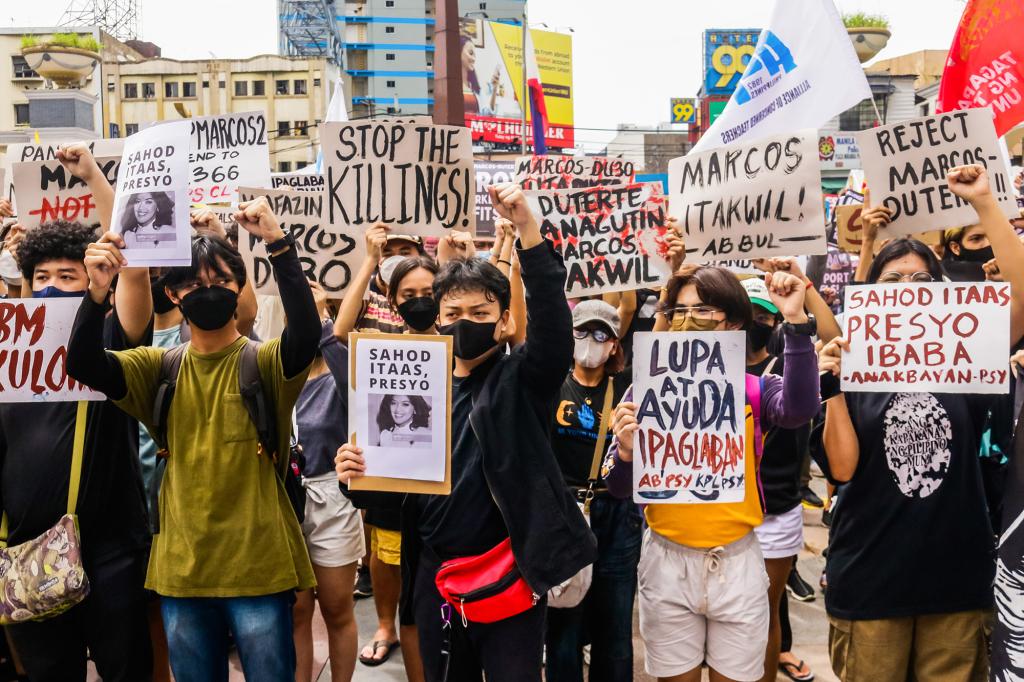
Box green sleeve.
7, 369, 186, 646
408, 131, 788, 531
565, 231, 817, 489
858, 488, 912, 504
111, 346, 165, 427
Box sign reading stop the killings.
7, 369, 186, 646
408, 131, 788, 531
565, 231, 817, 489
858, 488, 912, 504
841, 282, 1010, 393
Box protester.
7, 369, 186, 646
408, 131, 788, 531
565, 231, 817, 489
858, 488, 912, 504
604, 261, 821, 682
65, 196, 320, 681
0, 144, 154, 681
943, 224, 993, 282
816, 165, 1024, 681
336, 182, 597, 682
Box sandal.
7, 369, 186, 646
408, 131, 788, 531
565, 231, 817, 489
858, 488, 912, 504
358, 639, 400, 667
779, 659, 815, 681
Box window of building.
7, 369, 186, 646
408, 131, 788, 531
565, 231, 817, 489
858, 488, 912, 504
387, 106, 398, 115
385, 0, 394, 6
838, 94, 887, 131
142, 82, 156, 99
294, 120, 309, 136
276, 80, 290, 95
234, 80, 249, 97
107, 79, 115, 92
14, 103, 29, 126
278, 161, 292, 172
278, 120, 291, 137
385, 26, 395, 33
386, 53, 396, 61
294, 79, 307, 95
480, 2, 487, 8
218, 80, 226, 88
203, 80, 210, 88
125, 123, 139, 136
165, 82, 179, 98
124, 82, 139, 99
11, 56, 37, 79
387, 80, 396, 88
253, 80, 266, 96
109, 123, 120, 138
296, 161, 308, 170
183, 81, 197, 98
313, 78, 321, 87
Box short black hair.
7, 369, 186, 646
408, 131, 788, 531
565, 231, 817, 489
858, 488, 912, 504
16, 220, 97, 278
162, 235, 247, 291
433, 257, 511, 311
866, 238, 944, 284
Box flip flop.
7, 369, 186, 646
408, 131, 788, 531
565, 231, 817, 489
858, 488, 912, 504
359, 639, 400, 667
779, 659, 815, 681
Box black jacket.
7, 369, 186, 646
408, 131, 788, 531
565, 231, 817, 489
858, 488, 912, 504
347, 240, 598, 622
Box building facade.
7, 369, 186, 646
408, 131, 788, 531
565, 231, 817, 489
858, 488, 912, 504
103, 54, 339, 171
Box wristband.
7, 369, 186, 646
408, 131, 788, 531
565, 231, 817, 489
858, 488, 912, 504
265, 233, 294, 255
805, 279, 814, 290
498, 259, 512, 266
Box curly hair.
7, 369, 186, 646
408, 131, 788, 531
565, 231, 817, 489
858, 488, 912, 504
15, 220, 97, 278
376, 394, 431, 433
121, 191, 174, 233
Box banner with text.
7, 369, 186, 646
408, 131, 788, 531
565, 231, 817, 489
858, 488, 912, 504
12, 156, 120, 229
515, 155, 637, 190
528, 183, 674, 297
323, 121, 475, 236
188, 112, 271, 205
474, 159, 515, 237
632, 331, 747, 504
669, 130, 825, 260
842, 282, 1011, 393
271, 171, 324, 192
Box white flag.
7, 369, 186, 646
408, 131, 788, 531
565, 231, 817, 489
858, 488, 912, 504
692, 0, 871, 153
307, 78, 349, 175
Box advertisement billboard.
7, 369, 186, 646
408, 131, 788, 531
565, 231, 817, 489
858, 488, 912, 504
703, 29, 762, 96
671, 98, 698, 125
460, 18, 574, 148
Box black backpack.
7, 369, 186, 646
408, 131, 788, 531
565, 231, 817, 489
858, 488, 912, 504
148, 339, 305, 533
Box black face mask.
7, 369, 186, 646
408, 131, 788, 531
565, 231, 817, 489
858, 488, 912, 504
151, 280, 177, 315
438, 319, 498, 360
748, 321, 775, 352
179, 286, 238, 331
957, 244, 994, 263
397, 296, 439, 332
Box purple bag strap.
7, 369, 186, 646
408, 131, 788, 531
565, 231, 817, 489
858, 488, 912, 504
746, 373, 767, 512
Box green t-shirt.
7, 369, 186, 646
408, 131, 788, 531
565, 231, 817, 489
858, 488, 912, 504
114, 336, 315, 597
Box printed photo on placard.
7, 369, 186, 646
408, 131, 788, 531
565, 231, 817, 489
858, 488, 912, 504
369, 394, 433, 448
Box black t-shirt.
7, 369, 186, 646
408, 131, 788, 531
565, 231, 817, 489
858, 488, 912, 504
418, 374, 507, 560
826, 391, 996, 620
551, 372, 630, 489
748, 354, 809, 515
0, 311, 150, 562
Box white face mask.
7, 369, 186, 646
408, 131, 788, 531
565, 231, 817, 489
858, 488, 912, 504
0, 250, 21, 283
378, 255, 406, 289
573, 337, 614, 369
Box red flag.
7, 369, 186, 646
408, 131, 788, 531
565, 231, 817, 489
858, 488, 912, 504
936, 0, 1024, 136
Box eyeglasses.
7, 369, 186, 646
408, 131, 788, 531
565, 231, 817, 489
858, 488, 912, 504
573, 328, 613, 343
666, 305, 726, 322
877, 271, 934, 283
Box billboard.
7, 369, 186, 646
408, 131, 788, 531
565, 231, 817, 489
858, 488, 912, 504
703, 29, 762, 96
818, 131, 861, 171
459, 18, 574, 148
671, 98, 698, 125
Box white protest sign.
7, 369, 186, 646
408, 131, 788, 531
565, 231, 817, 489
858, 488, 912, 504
669, 130, 826, 261
515, 155, 637, 190
12, 156, 120, 229
0, 299, 104, 403
842, 282, 1011, 393
527, 183, 673, 297
855, 109, 1018, 236
323, 121, 475, 236
271, 172, 324, 192
188, 112, 271, 205
349, 333, 452, 494
112, 121, 192, 266
237, 186, 362, 299
632, 331, 747, 504
2, 139, 123, 216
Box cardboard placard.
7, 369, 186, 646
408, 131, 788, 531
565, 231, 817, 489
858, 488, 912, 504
12, 156, 120, 230
474, 159, 515, 237
111, 121, 192, 266
271, 172, 324, 192
323, 121, 475, 236
668, 130, 826, 261
515, 155, 637, 190
236, 186, 362, 299
348, 333, 452, 495
842, 282, 1011, 393
527, 183, 674, 297
188, 112, 271, 205
835, 203, 942, 254
855, 109, 1018, 236
0, 299, 104, 403
631, 331, 747, 504
2, 139, 124, 216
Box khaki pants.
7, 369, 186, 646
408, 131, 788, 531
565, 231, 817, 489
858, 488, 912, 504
829, 610, 989, 681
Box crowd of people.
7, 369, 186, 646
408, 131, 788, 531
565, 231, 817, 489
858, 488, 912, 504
1, 141, 1023, 682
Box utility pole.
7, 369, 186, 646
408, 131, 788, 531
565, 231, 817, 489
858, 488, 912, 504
433, 0, 464, 126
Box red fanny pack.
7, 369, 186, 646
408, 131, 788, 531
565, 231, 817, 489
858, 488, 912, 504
434, 538, 536, 624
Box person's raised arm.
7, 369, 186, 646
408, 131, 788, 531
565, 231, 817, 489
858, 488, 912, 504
491, 219, 515, 278
57, 144, 114, 233
603, 290, 637, 338
651, 217, 687, 332
334, 223, 387, 341
853, 189, 891, 283
948, 164, 1024, 344
754, 257, 841, 343
818, 336, 858, 482
436, 230, 476, 267
508, 250, 527, 346
234, 196, 319, 378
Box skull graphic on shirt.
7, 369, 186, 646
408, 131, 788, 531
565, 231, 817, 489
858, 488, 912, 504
882, 392, 953, 498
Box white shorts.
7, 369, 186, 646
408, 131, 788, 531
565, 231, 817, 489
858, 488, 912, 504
638, 529, 769, 681
753, 505, 805, 559
301, 472, 365, 568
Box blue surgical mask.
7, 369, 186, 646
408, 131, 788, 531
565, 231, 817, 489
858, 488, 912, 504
33, 286, 86, 299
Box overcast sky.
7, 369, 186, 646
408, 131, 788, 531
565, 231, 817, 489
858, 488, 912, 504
7, 0, 968, 151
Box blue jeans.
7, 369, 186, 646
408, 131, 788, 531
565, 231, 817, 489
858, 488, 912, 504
161, 591, 296, 682
545, 495, 643, 682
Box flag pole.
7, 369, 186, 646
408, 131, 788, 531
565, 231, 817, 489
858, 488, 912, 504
521, 3, 528, 154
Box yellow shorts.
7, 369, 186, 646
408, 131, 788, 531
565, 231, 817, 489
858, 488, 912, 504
370, 526, 402, 566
